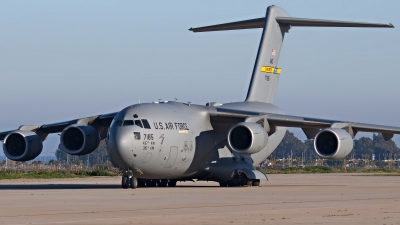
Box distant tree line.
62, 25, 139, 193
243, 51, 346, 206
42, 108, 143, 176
272, 131, 400, 160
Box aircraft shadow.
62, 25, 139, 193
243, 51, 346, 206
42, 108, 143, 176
0, 184, 222, 190
0, 184, 120, 190
169, 185, 220, 188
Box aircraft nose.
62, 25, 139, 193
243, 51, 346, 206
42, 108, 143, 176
107, 123, 134, 168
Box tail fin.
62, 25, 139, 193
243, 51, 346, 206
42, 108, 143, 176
190, 5, 393, 103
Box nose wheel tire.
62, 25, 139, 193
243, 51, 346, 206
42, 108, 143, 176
130, 177, 138, 189
121, 176, 129, 189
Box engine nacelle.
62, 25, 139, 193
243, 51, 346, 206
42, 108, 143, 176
3, 131, 43, 161
314, 128, 353, 159
227, 122, 269, 155
60, 125, 100, 155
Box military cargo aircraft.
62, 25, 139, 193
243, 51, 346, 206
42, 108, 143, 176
1, 5, 398, 189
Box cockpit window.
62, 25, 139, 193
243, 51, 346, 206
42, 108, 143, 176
122, 120, 134, 126
134, 120, 143, 128
141, 119, 151, 129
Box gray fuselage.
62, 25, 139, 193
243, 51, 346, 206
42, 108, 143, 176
106, 101, 285, 181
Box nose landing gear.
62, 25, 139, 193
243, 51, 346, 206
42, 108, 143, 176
121, 173, 138, 189
122, 176, 128, 189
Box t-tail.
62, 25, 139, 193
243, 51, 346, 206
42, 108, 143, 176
189, 5, 393, 103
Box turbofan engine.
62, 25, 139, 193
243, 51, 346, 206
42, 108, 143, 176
314, 128, 353, 159
60, 125, 100, 155
2, 131, 43, 161
227, 122, 269, 154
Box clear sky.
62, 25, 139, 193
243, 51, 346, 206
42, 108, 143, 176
1, 1, 400, 156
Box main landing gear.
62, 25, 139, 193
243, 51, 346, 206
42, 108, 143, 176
219, 173, 261, 187
219, 179, 260, 187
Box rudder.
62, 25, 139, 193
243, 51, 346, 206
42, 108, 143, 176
245, 6, 289, 103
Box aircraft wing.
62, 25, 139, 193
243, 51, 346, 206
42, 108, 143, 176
209, 107, 400, 141
0, 112, 117, 141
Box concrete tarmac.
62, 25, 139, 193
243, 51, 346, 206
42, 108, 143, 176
0, 174, 399, 225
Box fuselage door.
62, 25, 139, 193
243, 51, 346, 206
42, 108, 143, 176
164, 146, 178, 168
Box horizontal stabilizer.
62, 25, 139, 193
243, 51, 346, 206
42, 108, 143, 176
276, 17, 394, 27
189, 17, 265, 32
189, 17, 393, 32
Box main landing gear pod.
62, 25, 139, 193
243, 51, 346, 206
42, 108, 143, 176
218, 169, 267, 187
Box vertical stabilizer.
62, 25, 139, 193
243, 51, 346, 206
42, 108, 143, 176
245, 6, 289, 103
189, 5, 393, 103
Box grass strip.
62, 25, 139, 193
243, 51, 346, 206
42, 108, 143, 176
0, 169, 118, 180
263, 166, 400, 175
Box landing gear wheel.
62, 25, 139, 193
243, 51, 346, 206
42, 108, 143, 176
130, 177, 138, 189
245, 179, 252, 187
159, 179, 168, 187
252, 179, 260, 187
168, 179, 177, 187
121, 176, 128, 189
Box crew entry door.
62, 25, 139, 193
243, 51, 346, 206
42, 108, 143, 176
164, 146, 178, 168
